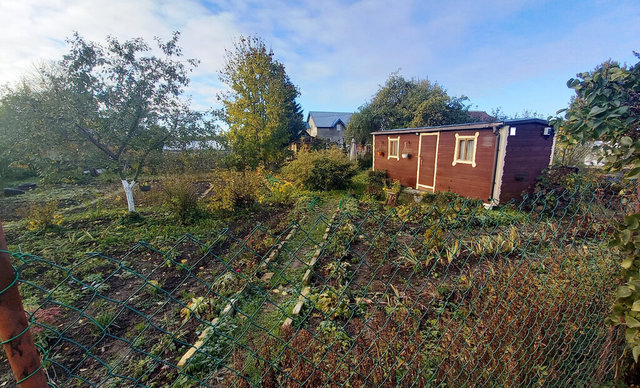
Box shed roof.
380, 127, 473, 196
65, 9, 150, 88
370, 118, 548, 135
307, 111, 353, 128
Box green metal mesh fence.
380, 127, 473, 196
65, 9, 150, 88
0, 180, 634, 387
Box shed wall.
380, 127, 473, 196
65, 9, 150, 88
499, 123, 554, 202
373, 129, 498, 202
433, 129, 497, 201
373, 134, 419, 188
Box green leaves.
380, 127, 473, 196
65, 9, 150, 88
588, 106, 608, 116
625, 214, 640, 230
629, 167, 640, 180
610, 210, 640, 363
345, 73, 471, 145
622, 257, 634, 269
627, 315, 640, 328
563, 56, 640, 364
618, 285, 633, 298
557, 58, 639, 179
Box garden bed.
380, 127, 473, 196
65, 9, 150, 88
0, 177, 628, 387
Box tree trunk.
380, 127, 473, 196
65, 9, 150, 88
121, 180, 136, 212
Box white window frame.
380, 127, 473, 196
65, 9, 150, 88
388, 136, 400, 160
452, 132, 479, 167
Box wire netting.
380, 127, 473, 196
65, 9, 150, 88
0, 179, 634, 387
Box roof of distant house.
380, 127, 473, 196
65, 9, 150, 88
307, 111, 353, 128
467, 110, 496, 122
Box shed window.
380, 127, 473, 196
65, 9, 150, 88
388, 137, 399, 160
452, 132, 479, 167
458, 139, 474, 161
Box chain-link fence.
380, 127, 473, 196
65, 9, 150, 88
0, 180, 633, 387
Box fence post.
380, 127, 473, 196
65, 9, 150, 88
0, 219, 48, 387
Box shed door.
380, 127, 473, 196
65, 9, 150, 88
417, 133, 439, 191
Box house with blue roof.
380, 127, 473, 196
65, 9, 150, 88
306, 111, 353, 145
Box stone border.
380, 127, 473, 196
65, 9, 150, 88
282, 210, 339, 329
177, 291, 241, 368
257, 224, 299, 273
177, 223, 299, 369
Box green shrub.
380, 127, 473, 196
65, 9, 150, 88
527, 166, 599, 214
325, 220, 357, 258
469, 227, 519, 257
163, 177, 202, 224
282, 148, 357, 191
357, 151, 373, 170
206, 169, 266, 212
0, 160, 37, 187
180, 296, 217, 324
470, 207, 529, 228
423, 226, 444, 252
366, 170, 389, 199
264, 176, 298, 205
177, 317, 237, 382
117, 211, 145, 225
26, 200, 62, 231
533, 166, 592, 195
309, 287, 352, 319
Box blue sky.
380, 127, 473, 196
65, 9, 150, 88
1, 0, 639, 119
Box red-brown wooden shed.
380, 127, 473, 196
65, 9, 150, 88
371, 119, 555, 204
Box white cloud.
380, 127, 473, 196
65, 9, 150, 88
1, 0, 166, 83
1, 0, 638, 117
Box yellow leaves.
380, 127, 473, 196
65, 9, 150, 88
26, 200, 63, 231
205, 169, 266, 212
180, 296, 215, 324
220, 36, 300, 169
265, 177, 296, 204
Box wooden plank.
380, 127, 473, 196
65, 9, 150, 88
282, 209, 339, 329
177, 293, 240, 369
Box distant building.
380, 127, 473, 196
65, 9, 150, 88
467, 110, 496, 122
306, 111, 353, 145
